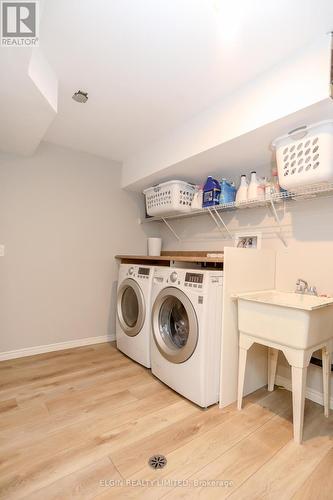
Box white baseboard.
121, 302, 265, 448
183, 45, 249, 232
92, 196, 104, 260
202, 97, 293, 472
0, 334, 116, 361
275, 374, 333, 410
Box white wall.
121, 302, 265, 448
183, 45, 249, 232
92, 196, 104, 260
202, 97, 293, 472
156, 195, 333, 403
122, 35, 330, 189
0, 142, 149, 354
0, 43, 58, 156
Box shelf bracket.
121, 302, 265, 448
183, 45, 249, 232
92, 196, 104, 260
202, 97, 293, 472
269, 199, 288, 247
212, 206, 233, 239
207, 207, 232, 239
161, 218, 181, 241
207, 207, 224, 235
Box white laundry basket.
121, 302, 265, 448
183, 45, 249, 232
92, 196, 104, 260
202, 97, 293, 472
272, 120, 333, 190
144, 180, 195, 216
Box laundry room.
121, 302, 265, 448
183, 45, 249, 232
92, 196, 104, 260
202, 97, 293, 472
1, 1, 333, 498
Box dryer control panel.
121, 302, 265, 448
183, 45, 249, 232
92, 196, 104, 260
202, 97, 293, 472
127, 266, 151, 279
184, 272, 203, 289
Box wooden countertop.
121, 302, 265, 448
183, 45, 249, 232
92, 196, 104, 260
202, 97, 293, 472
115, 251, 224, 264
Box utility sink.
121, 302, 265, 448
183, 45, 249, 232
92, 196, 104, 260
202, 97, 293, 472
236, 290, 333, 349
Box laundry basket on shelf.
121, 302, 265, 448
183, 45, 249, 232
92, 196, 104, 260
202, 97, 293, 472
144, 180, 196, 216
272, 120, 333, 191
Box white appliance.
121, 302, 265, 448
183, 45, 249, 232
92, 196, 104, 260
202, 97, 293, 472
116, 263, 156, 368
150, 267, 224, 407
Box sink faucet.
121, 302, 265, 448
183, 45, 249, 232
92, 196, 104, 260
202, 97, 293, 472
296, 279, 308, 293
295, 278, 318, 296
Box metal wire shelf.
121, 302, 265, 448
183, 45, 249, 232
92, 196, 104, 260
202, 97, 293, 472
142, 182, 333, 246
144, 182, 333, 223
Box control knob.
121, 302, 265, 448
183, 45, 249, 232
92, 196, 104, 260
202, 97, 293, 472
170, 271, 178, 283
128, 267, 135, 275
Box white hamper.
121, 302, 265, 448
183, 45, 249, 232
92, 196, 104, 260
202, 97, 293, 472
144, 180, 195, 216
272, 120, 333, 190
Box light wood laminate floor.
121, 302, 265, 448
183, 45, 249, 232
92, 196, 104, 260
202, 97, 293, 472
0, 342, 332, 499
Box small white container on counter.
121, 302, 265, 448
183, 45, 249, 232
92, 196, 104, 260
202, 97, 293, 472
147, 237, 162, 256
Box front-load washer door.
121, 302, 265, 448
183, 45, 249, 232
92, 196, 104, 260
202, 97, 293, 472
117, 279, 145, 337
152, 287, 198, 363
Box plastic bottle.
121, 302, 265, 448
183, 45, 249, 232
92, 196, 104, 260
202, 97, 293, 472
248, 171, 259, 201
222, 179, 236, 203
191, 185, 203, 209
235, 175, 248, 204
203, 176, 221, 207
230, 181, 236, 202
219, 178, 230, 204
257, 177, 267, 200
271, 168, 281, 193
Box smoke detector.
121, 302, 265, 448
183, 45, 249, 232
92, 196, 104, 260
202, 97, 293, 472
72, 90, 88, 103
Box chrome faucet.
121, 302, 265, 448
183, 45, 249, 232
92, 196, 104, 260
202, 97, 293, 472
295, 278, 318, 296
295, 279, 308, 293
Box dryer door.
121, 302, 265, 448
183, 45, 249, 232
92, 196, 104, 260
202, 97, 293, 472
152, 287, 198, 363
117, 279, 145, 337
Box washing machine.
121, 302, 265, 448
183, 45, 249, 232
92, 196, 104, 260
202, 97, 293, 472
116, 263, 156, 368
151, 267, 224, 407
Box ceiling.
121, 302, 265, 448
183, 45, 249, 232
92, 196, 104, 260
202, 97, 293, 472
39, 0, 333, 162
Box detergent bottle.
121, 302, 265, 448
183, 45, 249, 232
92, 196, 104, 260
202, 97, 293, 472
235, 175, 248, 204
230, 181, 237, 202
248, 171, 259, 201
220, 178, 236, 204
219, 178, 229, 204
203, 176, 221, 207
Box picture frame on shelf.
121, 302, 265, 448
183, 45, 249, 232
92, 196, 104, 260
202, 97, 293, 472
234, 232, 262, 249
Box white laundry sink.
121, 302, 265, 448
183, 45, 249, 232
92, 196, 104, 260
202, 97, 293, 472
236, 290, 333, 349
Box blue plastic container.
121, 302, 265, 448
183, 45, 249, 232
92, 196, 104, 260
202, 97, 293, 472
219, 179, 236, 204
220, 179, 231, 204
229, 182, 236, 202
203, 176, 221, 207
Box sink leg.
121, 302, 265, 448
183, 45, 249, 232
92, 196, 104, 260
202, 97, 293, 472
237, 347, 248, 410
268, 347, 279, 391
291, 366, 307, 444
322, 347, 331, 418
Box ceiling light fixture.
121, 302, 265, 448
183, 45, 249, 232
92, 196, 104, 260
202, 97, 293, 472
72, 90, 88, 103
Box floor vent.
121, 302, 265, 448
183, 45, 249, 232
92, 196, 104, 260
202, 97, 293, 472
148, 454, 167, 469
